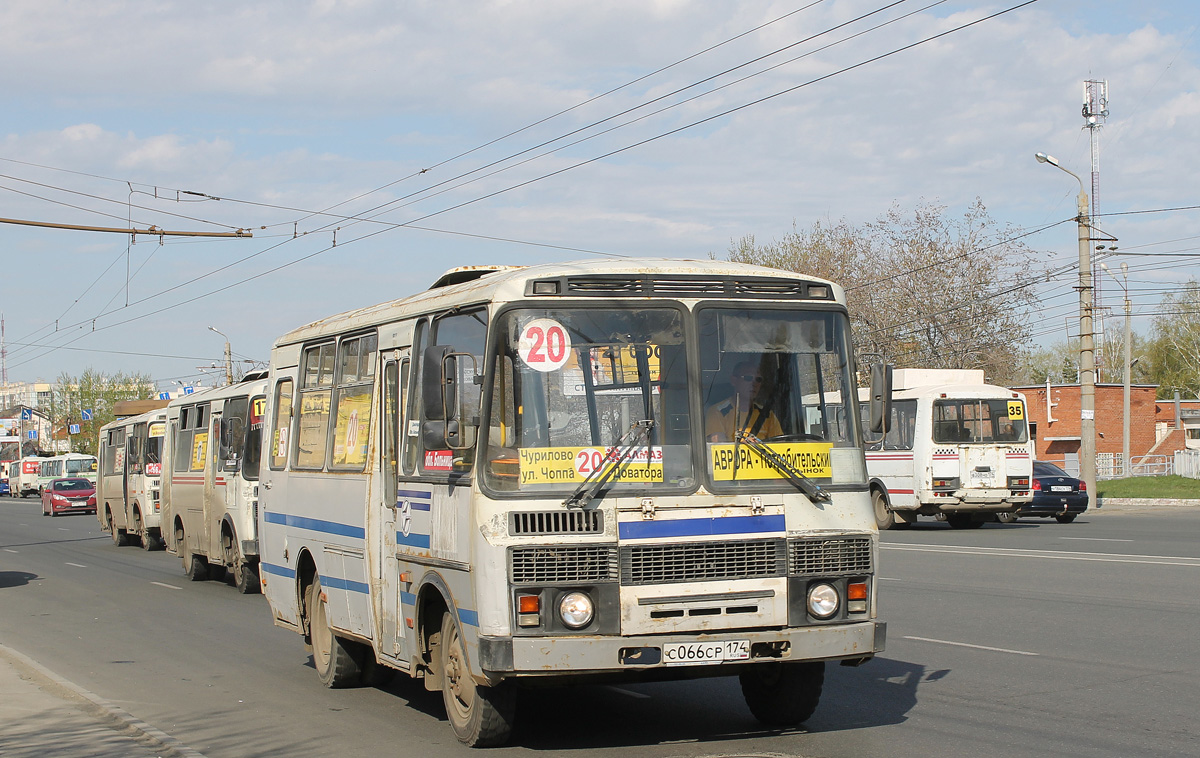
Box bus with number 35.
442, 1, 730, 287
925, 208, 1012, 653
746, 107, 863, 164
258, 259, 889, 746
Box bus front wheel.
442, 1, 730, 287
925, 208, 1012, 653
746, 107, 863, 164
440, 613, 515, 747
308, 576, 361, 688
740, 660, 824, 726
178, 526, 209, 581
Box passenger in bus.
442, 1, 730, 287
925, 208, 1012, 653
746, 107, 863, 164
704, 358, 783, 442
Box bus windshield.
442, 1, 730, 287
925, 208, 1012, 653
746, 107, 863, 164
697, 307, 860, 490
483, 307, 692, 494
66, 458, 97, 474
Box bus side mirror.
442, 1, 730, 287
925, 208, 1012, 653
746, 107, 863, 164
422, 419, 465, 450
421, 346, 454, 421
869, 363, 893, 434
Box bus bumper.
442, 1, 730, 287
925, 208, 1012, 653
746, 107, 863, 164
478, 620, 885, 676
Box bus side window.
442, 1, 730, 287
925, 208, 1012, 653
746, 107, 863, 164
270, 379, 294, 470
330, 333, 377, 471
382, 360, 398, 505
403, 321, 427, 477
295, 343, 335, 469
175, 408, 193, 473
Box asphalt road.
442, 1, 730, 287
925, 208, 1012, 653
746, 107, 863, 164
2, 496, 1198, 758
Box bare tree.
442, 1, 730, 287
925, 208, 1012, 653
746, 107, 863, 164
1146, 279, 1200, 399
727, 199, 1042, 384
52, 368, 157, 455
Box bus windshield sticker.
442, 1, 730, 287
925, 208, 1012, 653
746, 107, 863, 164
518, 445, 664, 485
149, 422, 166, 437
710, 442, 833, 481
1007, 401, 1024, 419
518, 318, 572, 372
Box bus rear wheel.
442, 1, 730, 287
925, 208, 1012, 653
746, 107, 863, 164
740, 660, 825, 726
872, 489, 895, 531
178, 526, 209, 581
308, 576, 360, 688
440, 613, 515, 747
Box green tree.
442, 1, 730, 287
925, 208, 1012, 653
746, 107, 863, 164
726, 199, 1041, 384
1146, 279, 1200, 399
52, 368, 156, 455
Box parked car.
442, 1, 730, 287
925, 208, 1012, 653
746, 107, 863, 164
1017, 461, 1088, 523
41, 477, 97, 517
0, 478, 9, 496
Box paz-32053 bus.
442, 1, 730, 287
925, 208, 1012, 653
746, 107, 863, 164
258, 259, 888, 746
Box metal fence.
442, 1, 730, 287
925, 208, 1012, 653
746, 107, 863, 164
1175, 449, 1200, 480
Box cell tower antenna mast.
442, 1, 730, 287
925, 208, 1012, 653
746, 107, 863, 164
1, 313, 7, 386
1083, 78, 1109, 372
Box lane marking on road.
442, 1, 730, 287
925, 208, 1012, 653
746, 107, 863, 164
1059, 536, 1133, 542
3, 549, 17, 553
881, 542, 1200, 567
64, 562, 87, 568
878, 577, 902, 581
151, 581, 182, 590
903, 635, 1039, 656
57, 527, 70, 531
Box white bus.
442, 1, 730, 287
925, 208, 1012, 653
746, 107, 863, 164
37, 453, 99, 494
163, 374, 268, 593
15, 457, 50, 497
258, 259, 888, 746
97, 407, 169, 549
862, 369, 1033, 529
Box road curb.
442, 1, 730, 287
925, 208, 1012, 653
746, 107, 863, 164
0, 641, 208, 758
1096, 498, 1200, 508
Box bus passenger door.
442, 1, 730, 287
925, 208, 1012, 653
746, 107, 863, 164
377, 354, 409, 659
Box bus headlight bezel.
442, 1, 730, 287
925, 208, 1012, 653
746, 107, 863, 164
558, 591, 595, 629
807, 582, 840, 620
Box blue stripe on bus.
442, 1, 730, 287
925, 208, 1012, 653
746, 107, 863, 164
397, 489, 432, 500
400, 591, 417, 606
319, 575, 370, 595
263, 511, 365, 539
261, 562, 296, 579
396, 532, 431, 548
617, 514, 786, 540
458, 609, 479, 627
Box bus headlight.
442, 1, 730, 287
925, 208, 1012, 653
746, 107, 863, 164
807, 583, 839, 620
558, 592, 594, 629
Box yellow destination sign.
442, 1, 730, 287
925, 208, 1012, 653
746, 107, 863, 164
517, 445, 664, 485
710, 442, 833, 481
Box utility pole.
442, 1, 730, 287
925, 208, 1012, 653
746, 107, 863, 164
1036, 152, 1097, 508
1103, 262, 1132, 476
209, 327, 234, 386
1083, 80, 1109, 373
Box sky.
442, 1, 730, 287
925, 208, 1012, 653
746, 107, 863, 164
2, 0, 1197, 391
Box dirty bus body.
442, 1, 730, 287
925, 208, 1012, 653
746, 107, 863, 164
162, 375, 268, 593
96, 404, 169, 549
862, 368, 1033, 529
258, 259, 886, 747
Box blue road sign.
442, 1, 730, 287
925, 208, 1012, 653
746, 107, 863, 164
183, 386, 195, 395
20, 408, 32, 421
27, 430, 37, 440
81, 409, 93, 421
70, 424, 81, 435
159, 392, 171, 400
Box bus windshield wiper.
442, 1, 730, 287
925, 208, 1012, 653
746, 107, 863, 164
562, 418, 655, 508
734, 430, 831, 504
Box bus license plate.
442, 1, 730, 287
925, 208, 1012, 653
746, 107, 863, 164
662, 640, 750, 666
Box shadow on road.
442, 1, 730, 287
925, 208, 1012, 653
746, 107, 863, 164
0, 570, 39, 588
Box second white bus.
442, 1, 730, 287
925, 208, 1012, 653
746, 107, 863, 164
863, 369, 1033, 529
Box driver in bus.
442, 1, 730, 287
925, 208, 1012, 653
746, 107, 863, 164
704, 358, 783, 442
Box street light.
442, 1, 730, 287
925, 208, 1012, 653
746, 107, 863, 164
208, 326, 233, 386
1101, 261, 1132, 477
1035, 151, 1096, 507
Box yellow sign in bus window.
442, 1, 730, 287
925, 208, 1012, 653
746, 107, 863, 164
709, 442, 833, 481
516, 446, 664, 486
1007, 401, 1024, 420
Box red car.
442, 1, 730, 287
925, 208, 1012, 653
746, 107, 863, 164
41, 477, 97, 517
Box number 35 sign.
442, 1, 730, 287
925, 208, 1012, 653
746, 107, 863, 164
518, 318, 572, 372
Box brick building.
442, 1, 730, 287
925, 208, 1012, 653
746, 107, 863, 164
1012, 383, 1160, 469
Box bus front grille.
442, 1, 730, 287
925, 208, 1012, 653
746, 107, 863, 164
620, 539, 786, 586
510, 510, 603, 536
788, 537, 873, 576
509, 545, 618, 584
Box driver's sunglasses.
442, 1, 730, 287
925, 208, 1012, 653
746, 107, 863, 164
737, 374, 763, 383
